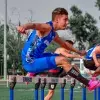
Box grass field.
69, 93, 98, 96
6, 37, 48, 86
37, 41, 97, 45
0, 82, 96, 100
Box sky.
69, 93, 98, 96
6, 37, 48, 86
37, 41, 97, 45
0, 0, 100, 28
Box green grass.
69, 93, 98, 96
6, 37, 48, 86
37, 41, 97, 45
0, 83, 96, 100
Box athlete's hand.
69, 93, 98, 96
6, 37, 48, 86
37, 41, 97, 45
17, 26, 26, 34
92, 67, 100, 77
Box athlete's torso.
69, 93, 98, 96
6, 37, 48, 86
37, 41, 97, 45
21, 21, 56, 62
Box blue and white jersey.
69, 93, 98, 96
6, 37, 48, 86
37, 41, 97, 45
85, 45, 100, 60
21, 21, 56, 62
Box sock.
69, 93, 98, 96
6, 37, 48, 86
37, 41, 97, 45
59, 70, 67, 77
67, 67, 89, 86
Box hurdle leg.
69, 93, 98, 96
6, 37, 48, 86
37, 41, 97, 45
41, 88, 44, 100
82, 86, 86, 100
61, 79, 66, 100
94, 88, 97, 100
34, 78, 40, 100
97, 87, 100, 100
70, 78, 76, 100
9, 77, 16, 100
69, 87, 73, 100
40, 78, 46, 100
34, 84, 39, 100
61, 86, 64, 100
10, 88, 14, 100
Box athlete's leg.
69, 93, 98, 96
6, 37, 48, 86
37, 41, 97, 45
58, 65, 80, 77
45, 90, 54, 100
83, 58, 100, 77
83, 59, 97, 70
92, 67, 100, 77
22, 54, 99, 90
97, 58, 100, 63
44, 72, 58, 100
55, 56, 99, 90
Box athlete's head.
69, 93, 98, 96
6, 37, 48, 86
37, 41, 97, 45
52, 7, 68, 30
65, 40, 74, 46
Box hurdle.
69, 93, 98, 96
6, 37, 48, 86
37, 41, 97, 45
8, 75, 100, 100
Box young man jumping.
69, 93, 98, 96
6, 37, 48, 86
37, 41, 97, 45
17, 7, 99, 91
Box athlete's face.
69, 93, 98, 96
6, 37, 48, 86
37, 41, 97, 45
57, 14, 68, 30
65, 40, 74, 46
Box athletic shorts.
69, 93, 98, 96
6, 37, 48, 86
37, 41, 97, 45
48, 68, 67, 90
21, 53, 59, 73
83, 59, 97, 70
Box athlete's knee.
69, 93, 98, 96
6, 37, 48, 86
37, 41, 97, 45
55, 56, 68, 65
54, 48, 62, 54
45, 90, 54, 100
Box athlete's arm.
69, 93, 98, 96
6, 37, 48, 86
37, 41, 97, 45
55, 48, 81, 58
92, 46, 100, 67
53, 33, 85, 55
17, 23, 52, 34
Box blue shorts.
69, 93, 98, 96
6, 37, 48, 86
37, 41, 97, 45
21, 53, 59, 73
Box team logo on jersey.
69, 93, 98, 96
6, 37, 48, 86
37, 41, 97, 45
52, 36, 55, 39
44, 40, 50, 46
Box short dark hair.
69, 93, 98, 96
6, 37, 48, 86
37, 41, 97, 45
65, 40, 74, 45
52, 7, 68, 21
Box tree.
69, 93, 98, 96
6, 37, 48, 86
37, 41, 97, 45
95, 0, 100, 10
95, 0, 100, 43
7, 21, 25, 70
69, 5, 100, 49
0, 20, 25, 75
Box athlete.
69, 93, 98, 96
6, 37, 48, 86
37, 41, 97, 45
17, 7, 99, 91
84, 44, 100, 77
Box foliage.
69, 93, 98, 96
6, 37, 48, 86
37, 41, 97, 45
0, 22, 25, 74
69, 5, 100, 49
95, 0, 100, 10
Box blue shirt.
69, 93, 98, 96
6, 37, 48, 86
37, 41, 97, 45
85, 45, 100, 60
21, 21, 56, 62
